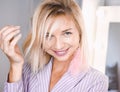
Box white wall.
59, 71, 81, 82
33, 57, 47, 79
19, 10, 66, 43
82, 0, 99, 67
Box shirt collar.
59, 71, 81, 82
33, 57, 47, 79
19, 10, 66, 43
68, 48, 89, 76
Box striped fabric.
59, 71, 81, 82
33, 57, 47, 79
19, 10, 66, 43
4, 59, 108, 92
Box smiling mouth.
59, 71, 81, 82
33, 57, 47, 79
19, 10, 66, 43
53, 48, 69, 56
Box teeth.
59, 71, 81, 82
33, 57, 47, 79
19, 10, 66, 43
55, 50, 67, 56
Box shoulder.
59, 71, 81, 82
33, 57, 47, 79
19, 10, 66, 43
76, 67, 108, 84
22, 62, 39, 83
86, 67, 108, 81
81, 67, 109, 86
22, 62, 33, 81
74, 67, 108, 91
87, 67, 107, 79
23, 62, 31, 75
80, 67, 108, 91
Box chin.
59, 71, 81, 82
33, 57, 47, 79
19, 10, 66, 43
54, 58, 69, 62
53, 54, 73, 62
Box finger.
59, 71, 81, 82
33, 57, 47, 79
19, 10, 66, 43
0, 26, 10, 33
1, 26, 20, 40
0, 26, 20, 49
10, 33, 22, 47
3, 38, 9, 54
0, 26, 10, 46
4, 29, 20, 42
0, 26, 13, 39
0, 42, 3, 50
3, 30, 20, 53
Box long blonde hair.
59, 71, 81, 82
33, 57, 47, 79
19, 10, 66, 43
23, 0, 88, 73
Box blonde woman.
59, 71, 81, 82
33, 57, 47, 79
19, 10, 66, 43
1, 0, 108, 92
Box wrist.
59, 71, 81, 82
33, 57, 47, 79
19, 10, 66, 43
8, 63, 23, 83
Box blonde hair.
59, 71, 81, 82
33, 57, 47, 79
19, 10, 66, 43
23, 0, 88, 73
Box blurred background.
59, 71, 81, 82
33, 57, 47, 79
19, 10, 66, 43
0, 0, 120, 92
0, 0, 41, 91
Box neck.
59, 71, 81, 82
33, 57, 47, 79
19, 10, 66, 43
52, 59, 71, 73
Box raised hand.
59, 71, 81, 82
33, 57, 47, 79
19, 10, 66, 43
0, 26, 24, 82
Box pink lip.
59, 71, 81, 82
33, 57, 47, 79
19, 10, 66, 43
53, 48, 69, 56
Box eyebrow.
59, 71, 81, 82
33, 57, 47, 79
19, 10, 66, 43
46, 28, 72, 35
62, 28, 72, 32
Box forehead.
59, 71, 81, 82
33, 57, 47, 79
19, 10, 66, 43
46, 15, 76, 34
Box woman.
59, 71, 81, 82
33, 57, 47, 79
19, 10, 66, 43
1, 0, 108, 92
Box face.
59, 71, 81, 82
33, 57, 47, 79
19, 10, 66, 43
44, 15, 80, 62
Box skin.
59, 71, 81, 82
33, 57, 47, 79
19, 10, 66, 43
0, 15, 80, 90
0, 26, 24, 82
44, 15, 80, 90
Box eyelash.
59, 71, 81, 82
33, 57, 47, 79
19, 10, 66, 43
45, 34, 54, 40
45, 34, 49, 38
45, 31, 72, 40
64, 32, 72, 36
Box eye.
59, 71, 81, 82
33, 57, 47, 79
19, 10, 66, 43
45, 34, 49, 38
45, 34, 54, 40
64, 31, 72, 36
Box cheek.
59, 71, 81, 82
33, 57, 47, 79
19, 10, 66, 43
44, 39, 54, 48
73, 40, 80, 47
44, 42, 51, 51
44, 46, 48, 51
74, 33, 80, 40
66, 35, 79, 46
63, 38, 73, 43
44, 46, 52, 55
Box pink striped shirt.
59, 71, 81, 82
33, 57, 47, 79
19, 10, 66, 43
4, 59, 108, 92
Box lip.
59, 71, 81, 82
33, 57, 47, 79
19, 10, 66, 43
53, 48, 69, 56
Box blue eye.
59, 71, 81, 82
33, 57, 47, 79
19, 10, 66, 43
64, 32, 72, 36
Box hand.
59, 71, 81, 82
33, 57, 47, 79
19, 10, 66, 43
0, 26, 24, 66
0, 26, 24, 82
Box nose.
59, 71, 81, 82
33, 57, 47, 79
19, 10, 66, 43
53, 37, 64, 50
